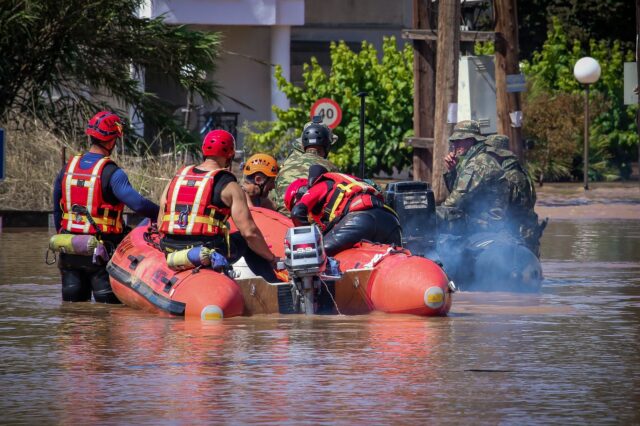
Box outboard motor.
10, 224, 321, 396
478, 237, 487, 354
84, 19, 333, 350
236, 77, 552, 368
284, 225, 338, 314
385, 181, 437, 257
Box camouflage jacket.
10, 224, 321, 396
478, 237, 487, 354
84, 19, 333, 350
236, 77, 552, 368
442, 142, 510, 230
270, 140, 338, 215
484, 146, 542, 255
485, 146, 536, 214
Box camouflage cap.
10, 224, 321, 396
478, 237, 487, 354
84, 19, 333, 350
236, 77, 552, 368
486, 134, 510, 150
448, 120, 486, 142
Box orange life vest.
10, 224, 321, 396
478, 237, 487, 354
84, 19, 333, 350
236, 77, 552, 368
159, 166, 232, 237
59, 154, 125, 235
309, 172, 384, 230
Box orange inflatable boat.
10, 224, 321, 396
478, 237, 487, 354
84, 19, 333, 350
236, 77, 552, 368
107, 208, 453, 319
106, 223, 244, 320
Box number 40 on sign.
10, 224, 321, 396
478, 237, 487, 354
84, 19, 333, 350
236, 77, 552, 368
310, 98, 342, 129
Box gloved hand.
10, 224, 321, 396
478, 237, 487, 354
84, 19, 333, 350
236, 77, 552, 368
325, 257, 341, 277
210, 251, 229, 270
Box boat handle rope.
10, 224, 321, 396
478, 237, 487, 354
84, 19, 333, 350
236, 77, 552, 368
363, 247, 394, 269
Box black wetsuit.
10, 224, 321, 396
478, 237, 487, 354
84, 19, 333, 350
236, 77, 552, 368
292, 180, 403, 257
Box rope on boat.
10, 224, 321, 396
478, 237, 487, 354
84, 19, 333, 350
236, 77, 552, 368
363, 247, 394, 269
320, 278, 342, 316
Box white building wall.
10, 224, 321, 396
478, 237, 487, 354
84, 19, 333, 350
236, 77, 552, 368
142, 0, 303, 146
213, 26, 273, 125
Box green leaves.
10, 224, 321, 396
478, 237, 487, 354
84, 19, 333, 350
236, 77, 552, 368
246, 37, 414, 176
522, 17, 637, 181
0, 0, 221, 152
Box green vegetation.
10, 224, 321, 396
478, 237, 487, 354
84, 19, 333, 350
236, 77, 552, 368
245, 37, 414, 176
0, 0, 220, 152
522, 18, 637, 182
518, 0, 634, 61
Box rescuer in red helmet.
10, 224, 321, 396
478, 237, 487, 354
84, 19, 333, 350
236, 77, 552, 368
289, 165, 402, 256
283, 178, 308, 213
52, 111, 160, 303
158, 129, 281, 281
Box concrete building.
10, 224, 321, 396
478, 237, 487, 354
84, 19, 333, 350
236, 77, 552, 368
140, 0, 414, 146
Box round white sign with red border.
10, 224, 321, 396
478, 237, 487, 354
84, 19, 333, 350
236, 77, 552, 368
310, 98, 342, 129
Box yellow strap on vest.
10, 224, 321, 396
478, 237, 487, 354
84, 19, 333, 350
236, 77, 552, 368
187, 169, 216, 234
64, 155, 81, 232
162, 213, 227, 227
62, 213, 117, 227
168, 166, 193, 231
64, 155, 110, 233
327, 181, 367, 222
84, 157, 109, 233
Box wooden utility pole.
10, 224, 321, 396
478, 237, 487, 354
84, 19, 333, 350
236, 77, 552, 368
432, 0, 461, 203
410, 0, 436, 182
495, 0, 524, 163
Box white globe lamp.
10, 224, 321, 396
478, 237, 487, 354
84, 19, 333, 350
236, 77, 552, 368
574, 57, 601, 190
573, 57, 601, 85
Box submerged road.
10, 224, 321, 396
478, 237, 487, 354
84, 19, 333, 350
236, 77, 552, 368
0, 220, 639, 423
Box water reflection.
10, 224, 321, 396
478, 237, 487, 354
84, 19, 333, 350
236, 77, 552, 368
1, 223, 639, 423
543, 220, 640, 262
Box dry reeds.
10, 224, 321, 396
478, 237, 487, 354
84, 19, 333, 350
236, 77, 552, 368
0, 117, 208, 212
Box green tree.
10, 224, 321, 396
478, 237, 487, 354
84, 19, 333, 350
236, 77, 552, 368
521, 17, 637, 181
247, 37, 414, 176
518, 0, 634, 61
0, 0, 220, 150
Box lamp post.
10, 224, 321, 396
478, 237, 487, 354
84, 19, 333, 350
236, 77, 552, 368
573, 57, 601, 190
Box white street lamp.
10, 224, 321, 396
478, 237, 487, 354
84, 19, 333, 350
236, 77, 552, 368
573, 57, 601, 190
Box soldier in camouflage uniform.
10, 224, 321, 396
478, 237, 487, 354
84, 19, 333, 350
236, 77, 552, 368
438, 120, 510, 233
485, 134, 546, 256
270, 118, 339, 215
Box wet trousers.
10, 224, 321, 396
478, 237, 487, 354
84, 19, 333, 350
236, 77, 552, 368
323, 208, 403, 257
58, 254, 121, 304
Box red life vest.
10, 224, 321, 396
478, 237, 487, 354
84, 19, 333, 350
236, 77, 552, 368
159, 166, 232, 237
59, 154, 125, 235
309, 172, 384, 230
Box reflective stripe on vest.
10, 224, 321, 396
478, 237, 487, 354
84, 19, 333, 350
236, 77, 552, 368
60, 154, 124, 234
160, 166, 231, 237
311, 172, 382, 228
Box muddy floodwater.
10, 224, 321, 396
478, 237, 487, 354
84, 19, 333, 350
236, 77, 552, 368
1, 220, 639, 424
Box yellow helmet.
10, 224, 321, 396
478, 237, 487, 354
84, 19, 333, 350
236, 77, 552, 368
243, 153, 279, 177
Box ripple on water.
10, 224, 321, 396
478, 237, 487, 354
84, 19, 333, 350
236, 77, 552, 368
0, 224, 639, 423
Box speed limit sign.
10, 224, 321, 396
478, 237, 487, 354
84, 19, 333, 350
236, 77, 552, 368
310, 98, 342, 129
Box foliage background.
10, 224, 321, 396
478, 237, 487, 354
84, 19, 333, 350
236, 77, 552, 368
244, 37, 414, 176
518, 0, 635, 61
0, 0, 220, 153
521, 18, 637, 182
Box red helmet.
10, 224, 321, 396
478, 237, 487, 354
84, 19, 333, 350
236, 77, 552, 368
284, 178, 308, 212
86, 111, 123, 142
202, 129, 235, 160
